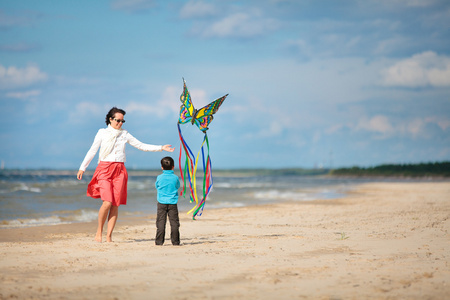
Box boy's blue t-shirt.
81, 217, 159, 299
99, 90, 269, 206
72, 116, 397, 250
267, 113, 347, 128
155, 170, 180, 205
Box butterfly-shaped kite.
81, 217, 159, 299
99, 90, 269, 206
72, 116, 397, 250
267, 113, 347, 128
178, 79, 228, 132
177, 78, 228, 219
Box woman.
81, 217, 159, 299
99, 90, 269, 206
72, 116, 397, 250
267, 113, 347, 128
77, 107, 174, 242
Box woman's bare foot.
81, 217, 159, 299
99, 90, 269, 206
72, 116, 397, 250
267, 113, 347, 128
106, 236, 113, 243
95, 232, 102, 243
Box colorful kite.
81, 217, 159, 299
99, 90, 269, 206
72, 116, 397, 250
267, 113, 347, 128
177, 78, 228, 219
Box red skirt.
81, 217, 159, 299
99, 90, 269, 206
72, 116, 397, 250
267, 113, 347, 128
87, 162, 128, 206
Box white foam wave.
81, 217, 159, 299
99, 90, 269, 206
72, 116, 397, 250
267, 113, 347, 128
72, 210, 98, 223
20, 185, 42, 193
207, 201, 246, 209
127, 181, 151, 190
0, 216, 68, 228
48, 180, 81, 188
0, 210, 98, 228
0, 183, 42, 193
253, 190, 314, 201
214, 182, 268, 189
213, 182, 232, 188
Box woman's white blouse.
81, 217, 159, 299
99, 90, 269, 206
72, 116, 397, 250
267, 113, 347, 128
79, 128, 162, 171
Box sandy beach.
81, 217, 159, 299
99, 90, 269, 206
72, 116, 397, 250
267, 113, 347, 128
0, 182, 449, 299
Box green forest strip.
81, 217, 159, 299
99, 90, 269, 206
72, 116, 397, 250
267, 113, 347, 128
330, 162, 450, 177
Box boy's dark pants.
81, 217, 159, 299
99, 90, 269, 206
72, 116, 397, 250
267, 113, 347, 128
155, 202, 180, 245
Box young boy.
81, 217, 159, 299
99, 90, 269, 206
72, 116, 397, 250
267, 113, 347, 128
155, 156, 181, 245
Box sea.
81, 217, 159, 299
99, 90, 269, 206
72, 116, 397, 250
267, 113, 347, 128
0, 169, 438, 228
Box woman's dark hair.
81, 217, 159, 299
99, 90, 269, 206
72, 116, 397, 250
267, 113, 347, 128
161, 157, 175, 170
105, 107, 126, 125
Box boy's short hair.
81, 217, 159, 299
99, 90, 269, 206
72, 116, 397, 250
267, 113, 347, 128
161, 156, 175, 170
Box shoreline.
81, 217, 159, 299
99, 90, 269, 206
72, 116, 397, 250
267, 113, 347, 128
2, 177, 448, 232
1, 182, 449, 299
0, 197, 349, 243
0, 186, 355, 242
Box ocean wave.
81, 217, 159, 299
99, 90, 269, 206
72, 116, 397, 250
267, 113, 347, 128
0, 183, 42, 194
47, 179, 82, 188
0, 209, 98, 228
70, 209, 98, 223
253, 190, 314, 201
0, 216, 68, 228
0, 171, 364, 226
313, 188, 346, 199
207, 201, 246, 209
127, 180, 153, 191
214, 182, 269, 189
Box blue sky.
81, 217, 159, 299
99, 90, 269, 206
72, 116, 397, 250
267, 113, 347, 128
1, 0, 449, 170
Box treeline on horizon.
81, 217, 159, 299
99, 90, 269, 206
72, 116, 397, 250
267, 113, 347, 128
329, 161, 450, 177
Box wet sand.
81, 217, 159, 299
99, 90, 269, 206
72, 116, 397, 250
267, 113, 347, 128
1, 182, 449, 299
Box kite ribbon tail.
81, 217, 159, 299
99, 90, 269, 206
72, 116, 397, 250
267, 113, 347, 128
193, 133, 213, 219
186, 147, 201, 218
187, 133, 208, 219
178, 139, 186, 198
201, 135, 207, 198
177, 123, 197, 204
177, 124, 188, 198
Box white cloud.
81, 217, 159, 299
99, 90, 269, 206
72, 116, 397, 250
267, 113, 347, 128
430, 117, 450, 131
399, 118, 443, 139
257, 121, 283, 138
382, 51, 450, 87
0, 64, 48, 90
353, 114, 449, 139
158, 85, 184, 113
404, 117, 450, 138
357, 115, 394, 135
5, 89, 41, 99
373, 37, 409, 55
186, 89, 211, 107
111, 0, 157, 13
126, 101, 167, 118
125, 85, 195, 118
68, 102, 108, 123
194, 12, 280, 38
180, 1, 218, 19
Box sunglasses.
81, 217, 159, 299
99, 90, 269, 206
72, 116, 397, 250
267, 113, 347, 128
112, 118, 126, 123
